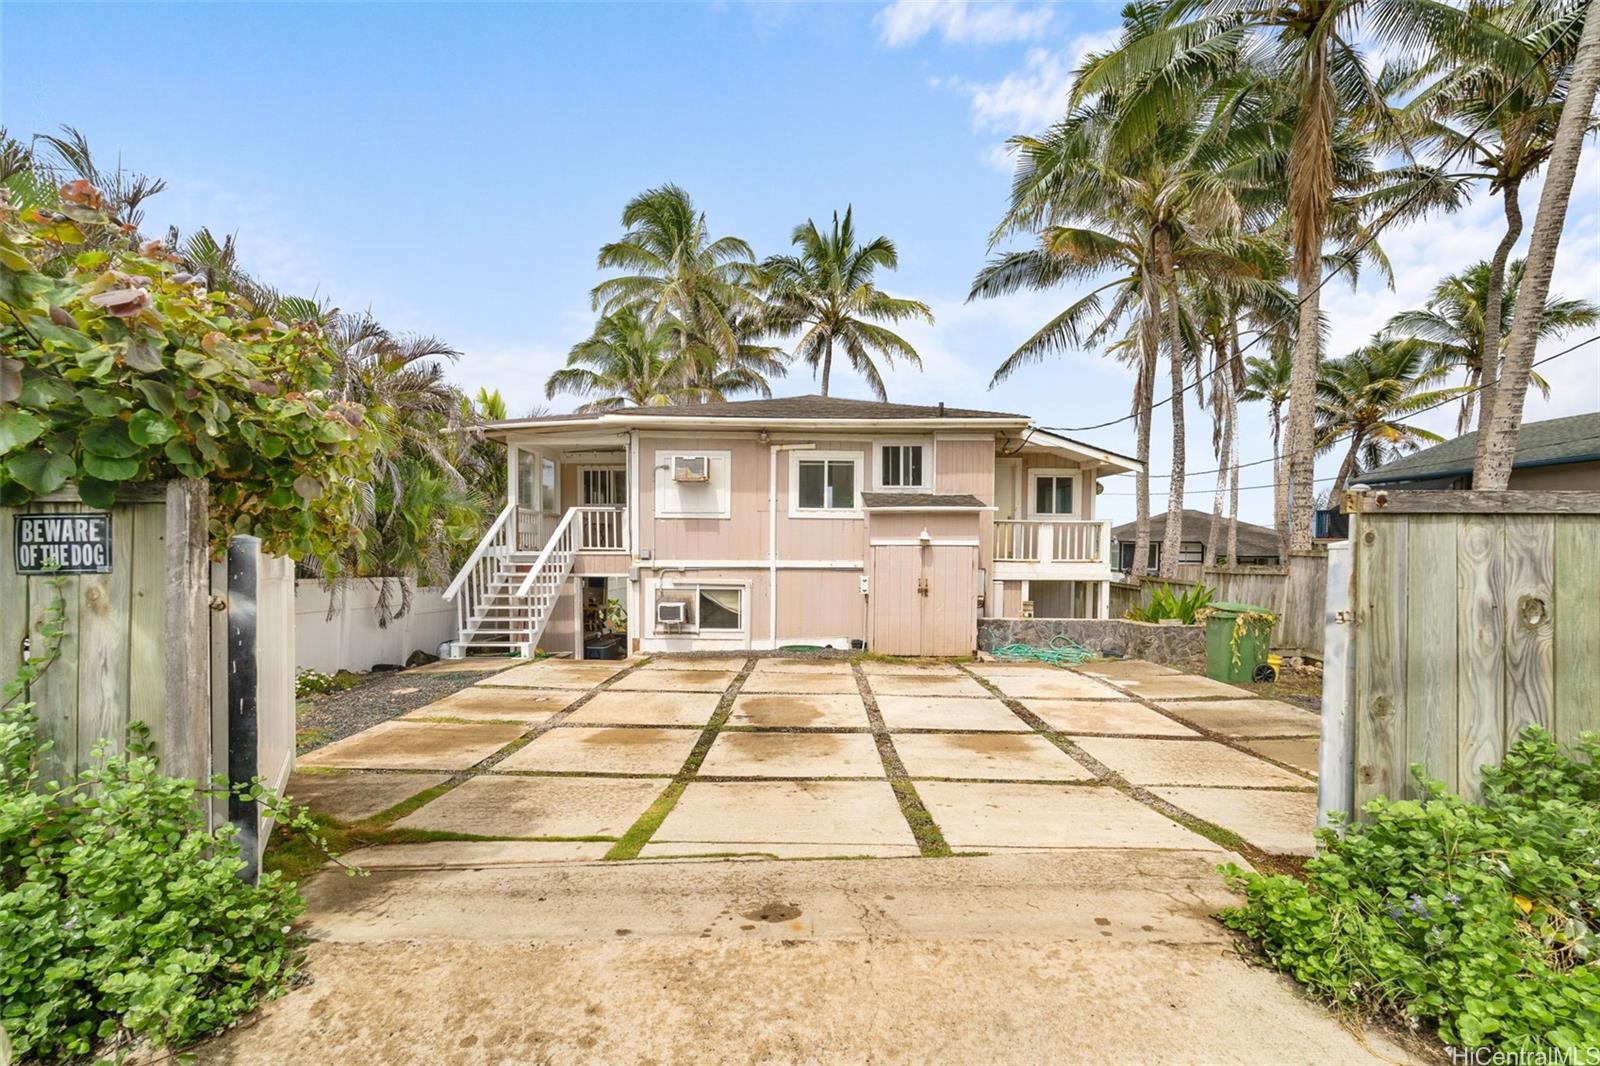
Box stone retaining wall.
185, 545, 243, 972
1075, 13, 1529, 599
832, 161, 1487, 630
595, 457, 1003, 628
978, 618, 1204, 665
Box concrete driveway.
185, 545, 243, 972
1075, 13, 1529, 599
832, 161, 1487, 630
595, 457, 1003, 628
197, 656, 1396, 1065
288, 654, 1321, 864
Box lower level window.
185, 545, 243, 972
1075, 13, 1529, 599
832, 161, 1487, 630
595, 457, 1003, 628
1178, 541, 1204, 564
697, 587, 742, 631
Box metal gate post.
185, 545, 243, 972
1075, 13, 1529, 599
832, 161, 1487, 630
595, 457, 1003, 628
226, 535, 260, 881
1317, 537, 1356, 832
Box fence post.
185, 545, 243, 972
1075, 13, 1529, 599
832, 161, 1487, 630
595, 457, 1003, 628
1318, 538, 1356, 831
226, 535, 260, 882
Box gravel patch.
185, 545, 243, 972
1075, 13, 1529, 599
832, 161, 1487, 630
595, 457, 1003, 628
297, 670, 495, 754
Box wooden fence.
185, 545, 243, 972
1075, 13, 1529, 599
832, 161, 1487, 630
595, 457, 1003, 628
1107, 551, 1329, 658
1339, 489, 1600, 807
3, 481, 294, 863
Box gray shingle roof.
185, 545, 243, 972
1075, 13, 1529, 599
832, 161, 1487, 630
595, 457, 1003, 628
1360, 412, 1600, 485
861, 492, 987, 509
484, 394, 1026, 430
1111, 509, 1282, 558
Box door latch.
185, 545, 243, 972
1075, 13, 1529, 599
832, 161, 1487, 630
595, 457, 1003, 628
917, 577, 929, 597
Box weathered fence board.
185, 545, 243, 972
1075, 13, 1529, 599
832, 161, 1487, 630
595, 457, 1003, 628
1347, 490, 1600, 807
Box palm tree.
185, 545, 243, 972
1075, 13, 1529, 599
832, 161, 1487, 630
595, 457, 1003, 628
546, 308, 690, 411
1239, 347, 1293, 544
1315, 338, 1466, 494
1479, 0, 1600, 487
763, 207, 933, 398
1078, 0, 1522, 550
1400, 0, 1588, 469
1383, 259, 1596, 431
590, 184, 778, 401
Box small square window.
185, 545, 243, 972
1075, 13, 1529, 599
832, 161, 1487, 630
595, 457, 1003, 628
881, 445, 924, 488
798, 459, 855, 510
1178, 541, 1204, 564
1034, 475, 1074, 515
697, 587, 741, 631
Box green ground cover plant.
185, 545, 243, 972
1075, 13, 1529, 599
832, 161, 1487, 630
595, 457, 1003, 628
1221, 727, 1600, 1055
1125, 582, 1214, 624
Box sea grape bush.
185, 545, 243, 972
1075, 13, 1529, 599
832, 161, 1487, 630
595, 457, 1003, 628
1220, 727, 1600, 1054
0, 181, 381, 559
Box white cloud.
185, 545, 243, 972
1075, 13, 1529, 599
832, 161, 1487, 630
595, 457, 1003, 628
876, 0, 1054, 48
940, 28, 1122, 144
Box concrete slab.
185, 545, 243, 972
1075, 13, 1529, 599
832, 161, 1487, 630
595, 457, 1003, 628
400, 686, 583, 723
1153, 786, 1318, 856
652, 780, 915, 848
1076, 659, 1183, 681
917, 781, 1224, 851
698, 732, 884, 778
1070, 736, 1313, 788
496, 727, 700, 776
641, 656, 749, 672
481, 660, 631, 689
297, 720, 525, 771
1107, 673, 1255, 700
1022, 699, 1200, 737
609, 668, 738, 692
1154, 699, 1321, 737
864, 672, 990, 698
565, 690, 721, 727
286, 771, 450, 823
345, 840, 613, 868
394, 775, 666, 838
726, 693, 870, 730
860, 660, 962, 677
637, 841, 921, 859
975, 669, 1128, 700
875, 696, 1028, 732
748, 657, 854, 674
892, 733, 1094, 782
740, 670, 861, 694
1242, 737, 1321, 775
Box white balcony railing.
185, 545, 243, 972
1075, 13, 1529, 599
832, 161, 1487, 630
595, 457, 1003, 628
575, 505, 629, 552
994, 519, 1109, 565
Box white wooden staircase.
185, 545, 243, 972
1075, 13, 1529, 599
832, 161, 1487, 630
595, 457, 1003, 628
441, 505, 581, 658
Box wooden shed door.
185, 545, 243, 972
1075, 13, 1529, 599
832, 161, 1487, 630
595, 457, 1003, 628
868, 544, 977, 656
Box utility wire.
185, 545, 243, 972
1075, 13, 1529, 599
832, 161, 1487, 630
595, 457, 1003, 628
1029, 29, 1573, 436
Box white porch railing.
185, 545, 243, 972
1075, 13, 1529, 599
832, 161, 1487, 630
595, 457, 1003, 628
515, 507, 540, 551
994, 519, 1109, 564
575, 505, 628, 552
442, 501, 516, 646
514, 507, 580, 654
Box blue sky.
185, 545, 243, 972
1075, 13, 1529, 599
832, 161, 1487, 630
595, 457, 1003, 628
4, 1, 1597, 527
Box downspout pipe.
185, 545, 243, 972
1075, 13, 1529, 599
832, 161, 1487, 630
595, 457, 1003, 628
769, 442, 815, 651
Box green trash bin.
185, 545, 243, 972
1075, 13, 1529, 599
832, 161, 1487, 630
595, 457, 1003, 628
1203, 602, 1278, 684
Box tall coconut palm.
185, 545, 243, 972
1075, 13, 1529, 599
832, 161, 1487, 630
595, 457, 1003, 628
763, 207, 933, 399
1078, 0, 1523, 550
1400, 0, 1589, 468
1479, 0, 1600, 486
1315, 338, 1466, 493
1383, 259, 1595, 431
1239, 347, 1293, 543
590, 184, 778, 401
546, 308, 692, 411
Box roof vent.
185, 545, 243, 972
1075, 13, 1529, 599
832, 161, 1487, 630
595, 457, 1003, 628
937, 402, 945, 417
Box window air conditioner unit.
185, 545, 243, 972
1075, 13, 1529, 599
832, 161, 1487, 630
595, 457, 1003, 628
656, 600, 687, 625
672, 456, 710, 482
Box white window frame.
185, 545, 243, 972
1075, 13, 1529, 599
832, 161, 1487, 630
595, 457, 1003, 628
579, 465, 627, 506
789, 449, 864, 519
540, 457, 558, 514
872, 437, 933, 492
695, 585, 744, 632
1026, 468, 1081, 519
1178, 540, 1205, 564
654, 450, 732, 519
653, 580, 748, 640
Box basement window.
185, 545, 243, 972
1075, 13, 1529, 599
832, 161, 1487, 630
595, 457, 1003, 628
697, 587, 742, 631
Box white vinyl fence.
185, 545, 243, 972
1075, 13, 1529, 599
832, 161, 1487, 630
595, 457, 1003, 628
294, 579, 457, 673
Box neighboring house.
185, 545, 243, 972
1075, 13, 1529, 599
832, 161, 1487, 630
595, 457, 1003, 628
1110, 509, 1283, 574
1355, 412, 1600, 492
442, 395, 1141, 658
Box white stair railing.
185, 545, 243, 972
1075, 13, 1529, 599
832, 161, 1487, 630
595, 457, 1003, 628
512, 506, 580, 655
442, 501, 515, 650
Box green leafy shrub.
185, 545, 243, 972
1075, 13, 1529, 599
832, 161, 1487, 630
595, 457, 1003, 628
0, 183, 381, 559
1220, 728, 1600, 1054
295, 668, 360, 698
1125, 582, 1214, 624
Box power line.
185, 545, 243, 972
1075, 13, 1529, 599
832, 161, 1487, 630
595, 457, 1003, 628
1028, 28, 1573, 436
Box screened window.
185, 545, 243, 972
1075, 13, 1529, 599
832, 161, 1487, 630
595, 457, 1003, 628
880, 445, 925, 488
581, 468, 626, 505
697, 587, 742, 631
541, 458, 558, 512
1178, 541, 1205, 564
516, 450, 537, 508
798, 459, 856, 511
1034, 475, 1074, 515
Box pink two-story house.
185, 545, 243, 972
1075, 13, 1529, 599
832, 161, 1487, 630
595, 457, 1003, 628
442, 396, 1141, 659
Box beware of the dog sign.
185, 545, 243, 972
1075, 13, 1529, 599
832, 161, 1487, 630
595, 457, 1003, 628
13, 513, 114, 575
